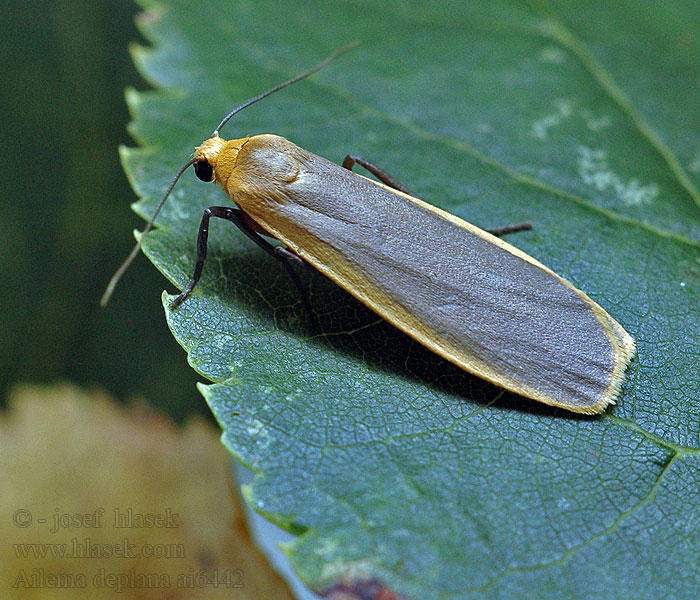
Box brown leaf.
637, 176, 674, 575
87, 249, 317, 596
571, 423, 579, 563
0, 383, 295, 600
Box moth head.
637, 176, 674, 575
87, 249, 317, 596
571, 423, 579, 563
193, 135, 228, 183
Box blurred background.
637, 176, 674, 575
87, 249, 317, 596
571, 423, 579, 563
1, 0, 204, 420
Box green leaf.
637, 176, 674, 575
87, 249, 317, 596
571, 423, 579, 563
124, 1, 700, 598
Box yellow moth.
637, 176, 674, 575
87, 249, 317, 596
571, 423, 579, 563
104, 44, 635, 414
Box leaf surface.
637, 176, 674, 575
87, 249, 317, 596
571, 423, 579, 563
124, 1, 700, 597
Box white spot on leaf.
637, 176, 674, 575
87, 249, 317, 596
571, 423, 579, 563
531, 98, 575, 140
533, 103, 613, 142
689, 148, 700, 173
577, 146, 660, 206
246, 418, 273, 449
539, 46, 567, 64
579, 110, 613, 131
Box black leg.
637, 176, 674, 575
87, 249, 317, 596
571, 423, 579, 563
342, 154, 414, 196
343, 154, 532, 238
170, 206, 314, 325
485, 222, 532, 237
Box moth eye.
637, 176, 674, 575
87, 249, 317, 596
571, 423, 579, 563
194, 160, 214, 182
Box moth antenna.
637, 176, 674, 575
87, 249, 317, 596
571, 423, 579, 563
212, 40, 359, 136
100, 158, 196, 306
